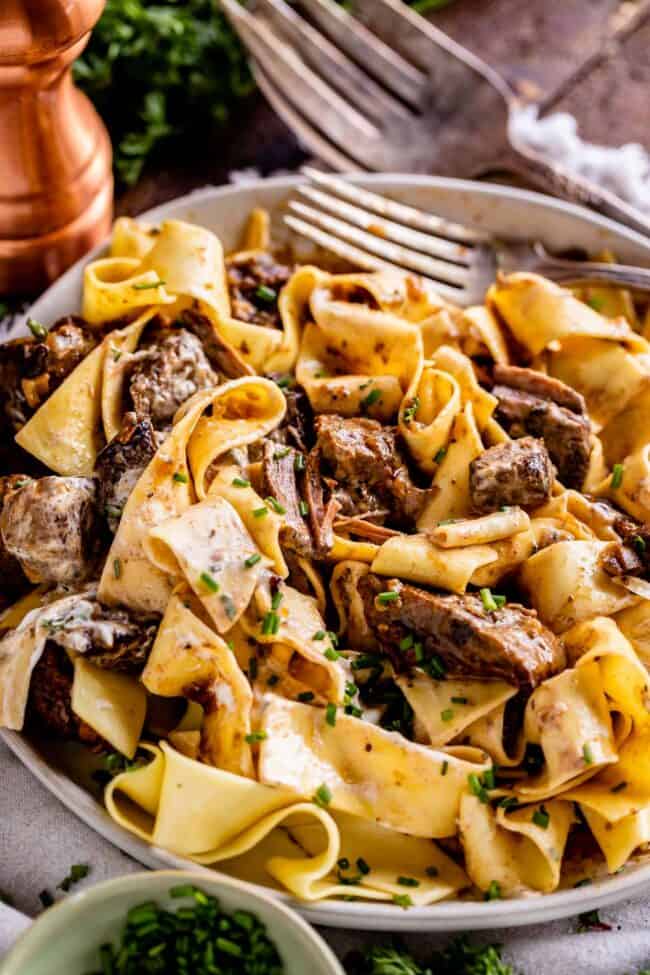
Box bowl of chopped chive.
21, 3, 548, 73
0, 871, 345, 975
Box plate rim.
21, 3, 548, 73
5, 174, 650, 930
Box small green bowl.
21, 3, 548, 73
0, 871, 345, 975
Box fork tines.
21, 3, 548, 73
286, 169, 489, 303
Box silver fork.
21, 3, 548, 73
285, 169, 650, 305
219, 0, 650, 239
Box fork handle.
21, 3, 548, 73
504, 144, 650, 239
530, 255, 650, 292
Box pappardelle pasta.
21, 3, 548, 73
3, 213, 650, 906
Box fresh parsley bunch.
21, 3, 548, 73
75, 0, 455, 187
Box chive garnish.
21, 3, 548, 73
326, 703, 337, 726
485, 880, 501, 901
133, 278, 166, 290
425, 866, 439, 878
58, 864, 90, 891
256, 284, 277, 303
392, 894, 412, 909
468, 773, 489, 804
313, 630, 326, 640
297, 691, 314, 703
376, 590, 399, 605
244, 553, 262, 568
441, 760, 449, 776
399, 634, 414, 651
172, 471, 188, 483
265, 496, 286, 515
611, 781, 628, 793
313, 783, 332, 807
433, 446, 447, 464
583, 743, 594, 765
245, 731, 268, 744
451, 696, 468, 705
113, 558, 122, 579
532, 805, 550, 829
299, 500, 309, 517
273, 447, 290, 459
441, 708, 454, 722
633, 535, 646, 555
403, 397, 419, 424
271, 590, 283, 611
480, 588, 498, 612
294, 453, 306, 472
248, 657, 258, 680
357, 857, 370, 875
262, 611, 280, 635
220, 594, 237, 619
397, 876, 420, 887
232, 476, 250, 488
426, 654, 446, 679
275, 375, 292, 389
253, 506, 268, 518
324, 646, 340, 661
27, 318, 47, 340
200, 571, 219, 593
611, 464, 624, 489
414, 641, 424, 662
362, 387, 381, 409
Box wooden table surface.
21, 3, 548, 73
118, 0, 650, 218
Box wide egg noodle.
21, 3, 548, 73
416, 403, 484, 528
396, 671, 517, 747
82, 257, 175, 324
398, 366, 459, 476
110, 216, 159, 260
257, 694, 491, 838
15, 341, 105, 476
488, 272, 648, 356
581, 805, 650, 873
71, 658, 146, 758
142, 592, 254, 776
597, 443, 650, 523
370, 532, 497, 593
145, 495, 270, 633
459, 794, 574, 896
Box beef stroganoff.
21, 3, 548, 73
2, 212, 650, 906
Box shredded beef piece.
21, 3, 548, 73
43, 598, 158, 673
469, 437, 554, 513
356, 573, 565, 688
95, 412, 158, 532
127, 327, 217, 426
261, 441, 313, 556
492, 365, 591, 489
0, 476, 101, 584
268, 384, 314, 454
27, 644, 103, 746
180, 308, 253, 378
304, 448, 339, 556
313, 415, 427, 528
226, 252, 293, 329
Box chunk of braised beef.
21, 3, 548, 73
180, 308, 253, 379
469, 437, 554, 514
95, 412, 158, 532
492, 365, 591, 490
226, 252, 293, 329
127, 326, 217, 426
261, 441, 313, 556
356, 573, 565, 689
0, 476, 101, 585
270, 384, 314, 454
313, 415, 427, 528
304, 448, 339, 557
27, 644, 103, 747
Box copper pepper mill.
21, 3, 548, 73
0, 0, 113, 296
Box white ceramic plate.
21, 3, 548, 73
4, 176, 650, 931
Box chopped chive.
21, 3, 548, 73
294, 453, 306, 472
468, 772, 489, 804
273, 447, 291, 459
362, 387, 382, 409
397, 876, 420, 887
200, 571, 219, 593
451, 696, 468, 705
611, 464, 624, 489
324, 646, 340, 661
587, 295, 604, 311
326, 703, 337, 726
583, 743, 594, 765
481, 767, 497, 790
133, 278, 165, 290
399, 634, 414, 651
172, 470, 188, 483
248, 657, 258, 680
271, 590, 283, 611
275, 375, 293, 389
253, 506, 268, 518
169, 883, 197, 897
297, 691, 314, 703
244, 553, 262, 568
216, 936, 243, 958
265, 496, 286, 515
299, 499, 309, 517
403, 397, 420, 424
313, 783, 332, 807
574, 878, 593, 888
232, 476, 250, 488
433, 446, 447, 464
485, 880, 501, 901
426, 654, 447, 679
426, 866, 439, 878
338, 857, 350, 870
532, 805, 550, 829
352, 653, 380, 671
113, 558, 122, 580
498, 796, 520, 811
441, 708, 454, 722
376, 590, 400, 604
313, 630, 326, 640
357, 857, 370, 875
480, 588, 498, 612
633, 535, 646, 555
413, 641, 424, 662
245, 731, 268, 744
441, 760, 449, 776
328, 630, 339, 647
220, 594, 237, 620
262, 611, 280, 635
27, 318, 47, 340
610, 781, 628, 793
392, 894, 412, 909
227, 639, 235, 651
256, 284, 277, 303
